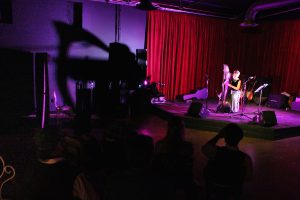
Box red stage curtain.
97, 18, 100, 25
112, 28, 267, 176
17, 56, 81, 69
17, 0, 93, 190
146, 10, 300, 100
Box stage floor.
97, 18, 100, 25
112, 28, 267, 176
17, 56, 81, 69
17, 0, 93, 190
151, 99, 300, 140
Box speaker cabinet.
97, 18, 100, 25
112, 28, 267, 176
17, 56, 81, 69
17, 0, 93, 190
267, 94, 288, 109
187, 101, 208, 118
136, 49, 147, 78
261, 111, 277, 127
0, 48, 34, 116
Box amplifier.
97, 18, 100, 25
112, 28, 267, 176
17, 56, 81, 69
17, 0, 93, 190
267, 94, 288, 109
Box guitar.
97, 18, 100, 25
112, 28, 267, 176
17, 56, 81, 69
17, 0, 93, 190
288, 95, 294, 108
246, 81, 257, 101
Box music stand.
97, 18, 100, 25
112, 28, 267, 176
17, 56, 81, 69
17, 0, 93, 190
230, 77, 254, 120
252, 83, 268, 123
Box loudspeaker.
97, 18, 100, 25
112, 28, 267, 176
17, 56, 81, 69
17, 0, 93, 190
0, 48, 34, 116
261, 111, 277, 127
267, 94, 288, 109
187, 101, 208, 118
136, 49, 147, 66
136, 49, 147, 78
75, 88, 92, 133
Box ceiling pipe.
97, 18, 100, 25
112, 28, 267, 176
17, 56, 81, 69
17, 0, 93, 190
241, 0, 300, 27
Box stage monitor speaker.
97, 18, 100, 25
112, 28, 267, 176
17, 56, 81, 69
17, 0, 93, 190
261, 111, 277, 127
187, 101, 208, 118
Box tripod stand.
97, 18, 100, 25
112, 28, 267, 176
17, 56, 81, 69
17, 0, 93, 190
230, 77, 254, 120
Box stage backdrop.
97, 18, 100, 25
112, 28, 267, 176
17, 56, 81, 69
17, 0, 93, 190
146, 10, 300, 100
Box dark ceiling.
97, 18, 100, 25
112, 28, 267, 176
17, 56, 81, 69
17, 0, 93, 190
151, 0, 300, 20
152, 0, 257, 19
94, 0, 300, 25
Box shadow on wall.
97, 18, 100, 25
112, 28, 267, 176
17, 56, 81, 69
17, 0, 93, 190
53, 21, 147, 129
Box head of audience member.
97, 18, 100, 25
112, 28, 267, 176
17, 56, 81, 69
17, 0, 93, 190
165, 116, 185, 143
34, 127, 63, 160
126, 134, 154, 168
220, 123, 244, 147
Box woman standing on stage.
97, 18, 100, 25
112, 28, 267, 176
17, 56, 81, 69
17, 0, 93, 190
226, 70, 241, 113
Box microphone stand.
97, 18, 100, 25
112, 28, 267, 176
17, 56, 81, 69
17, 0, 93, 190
205, 75, 214, 113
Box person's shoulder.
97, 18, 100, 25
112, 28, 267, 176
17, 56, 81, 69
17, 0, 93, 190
154, 140, 166, 152
181, 141, 194, 154
243, 153, 252, 161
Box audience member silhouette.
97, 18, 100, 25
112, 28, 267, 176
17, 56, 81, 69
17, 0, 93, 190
18, 127, 104, 200
103, 133, 155, 200
101, 121, 134, 174
62, 128, 102, 200
202, 123, 253, 200
153, 116, 198, 200
18, 127, 80, 200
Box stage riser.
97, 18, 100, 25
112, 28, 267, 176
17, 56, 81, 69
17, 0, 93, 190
151, 100, 300, 140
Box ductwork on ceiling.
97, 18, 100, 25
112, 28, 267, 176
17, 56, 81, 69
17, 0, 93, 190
136, 0, 157, 10
240, 0, 300, 27
91, 0, 300, 24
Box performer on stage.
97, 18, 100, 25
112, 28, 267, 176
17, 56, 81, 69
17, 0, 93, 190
222, 64, 231, 104
216, 64, 231, 113
226, 70, 241, 113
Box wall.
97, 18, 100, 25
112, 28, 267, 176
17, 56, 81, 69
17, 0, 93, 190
0, 0, 147, 111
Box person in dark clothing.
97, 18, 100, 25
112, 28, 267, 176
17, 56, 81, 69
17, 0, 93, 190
18, 127, 81, 200
153, 116, 198, 200
103, 134, 155, 200
202, 123, 253, 200
21, 159, 80, 200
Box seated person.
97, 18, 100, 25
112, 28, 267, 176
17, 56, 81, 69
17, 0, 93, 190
18, 127, 100, 200
202, 123, 253, 200
153, 116, 198, 199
